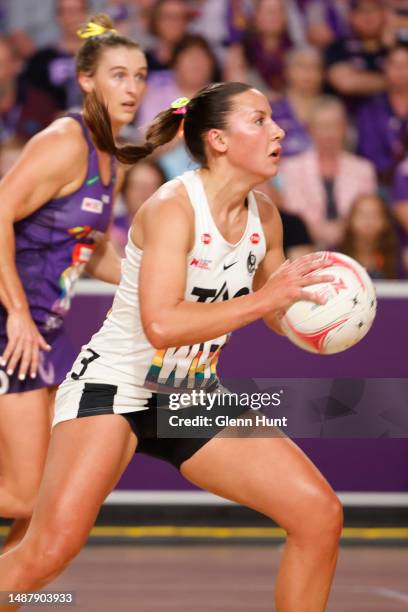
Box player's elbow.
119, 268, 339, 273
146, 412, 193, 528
144, 319, 172, 350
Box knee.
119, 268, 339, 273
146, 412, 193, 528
20, 527, 85, 585
290, 490, 343, 546
4, 494, 36, 519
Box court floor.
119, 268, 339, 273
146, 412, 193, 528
23, 545, 408, 611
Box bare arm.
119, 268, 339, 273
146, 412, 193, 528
137, 184, 333, 350
85, 166, 126, 285
327, 63, 386, 96
0, 119, 86, 377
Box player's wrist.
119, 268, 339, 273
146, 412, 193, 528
7, 300, 30, 316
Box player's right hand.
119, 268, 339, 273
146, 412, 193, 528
261, 254, 335, 319
1, 310, 51, 381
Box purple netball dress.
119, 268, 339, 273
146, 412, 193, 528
0, 113, 116, 395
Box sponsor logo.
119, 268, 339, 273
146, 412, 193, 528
190, 258, 212, 270
72, 243, 95, 265
202, 233, 212, 245
250, 232, 260, 244
81, 197, 103, 214
247, 251, 257, 274
102, 194, 110, 204
223, 261, 237, 271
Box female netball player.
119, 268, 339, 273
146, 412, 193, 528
0, 15, 148, 551
0, 83, 342, 612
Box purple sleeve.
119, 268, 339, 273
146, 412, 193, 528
392, 159, 408, 204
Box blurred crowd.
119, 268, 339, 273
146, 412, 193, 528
0, 0, 407, 278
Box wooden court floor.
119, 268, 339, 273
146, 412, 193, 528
22, 545, 408, 611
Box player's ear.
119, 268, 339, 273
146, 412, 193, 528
207, 129, 228, 154
78, 71, 94, 94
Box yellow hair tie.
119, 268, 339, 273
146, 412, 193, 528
171, 97, 190, 115
77, 22, 117, 39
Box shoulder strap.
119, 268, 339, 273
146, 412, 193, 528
65, 112, 93, 152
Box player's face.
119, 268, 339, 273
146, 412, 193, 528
219, 89, 285, 181
91, 46, 148, 128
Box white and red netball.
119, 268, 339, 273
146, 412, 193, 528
281, 252, 377, 355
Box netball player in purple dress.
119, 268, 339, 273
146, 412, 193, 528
0, 14, 148, 550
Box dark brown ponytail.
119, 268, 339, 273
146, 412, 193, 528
82, 91, 185, 164
83, 91, 155, 163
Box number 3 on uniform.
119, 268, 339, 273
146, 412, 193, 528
71, 349, 100, 380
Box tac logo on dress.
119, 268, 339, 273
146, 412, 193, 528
250, 233, 260, 244
202, 233, 212, 245
81, 197, 103, 214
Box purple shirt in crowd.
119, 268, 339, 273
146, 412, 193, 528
393, 157, 408, 204
271, 97, 312, 157
357, 94, 408, 180
243, 32, 292, 92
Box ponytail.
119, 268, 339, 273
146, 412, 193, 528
83, 91, 185, 165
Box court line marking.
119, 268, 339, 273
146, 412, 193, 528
368, 588, 408, 604
104, 490, 408, 507
75, 279, 408, 299
2, 526, 408, 540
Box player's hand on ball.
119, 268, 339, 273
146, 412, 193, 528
1, 310, 51, 381
263, 254, 334, 317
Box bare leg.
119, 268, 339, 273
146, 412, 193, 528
0, 414, 136, 609
1, 388, 57, 553
181, 435, 343, 612
0, 389, 51, 520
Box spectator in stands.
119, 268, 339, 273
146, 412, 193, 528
272, 46, 323, 157
145, 0, 190, 72
392, 154, 408, 273
0, 36, 58, 142
305, 0, 350, 50
136, 34, 217, 179
224, 0, 294, 97
384, 1, 408, 45
0, 137, 24, 178
257, 179, 315, 260
357, 43, 408, 189
97, 0, 156, 47
341, 194, 399, 279
189, 0, 230, 60
23, 0, 88, 111
279, 96, 378, 248
325, 0, 393, 106
137, 34, 218, 126
3, 0, 57, 59
112, 161, 166, 254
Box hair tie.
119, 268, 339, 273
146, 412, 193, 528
77, 22, 118, 39
171, 97, 190, 115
